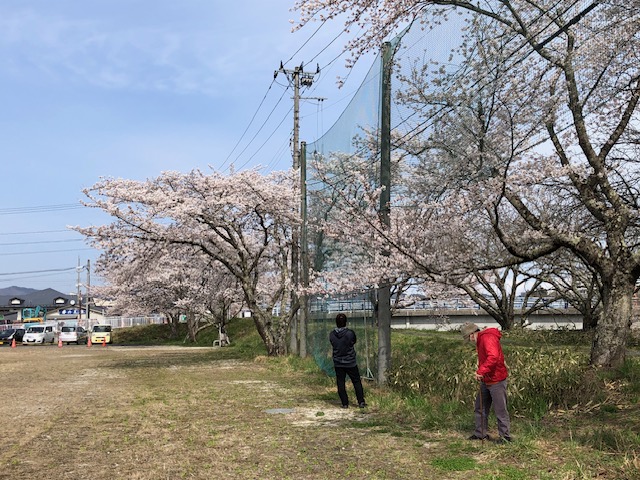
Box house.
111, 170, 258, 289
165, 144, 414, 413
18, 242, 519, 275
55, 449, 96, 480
0, 287, 105, 327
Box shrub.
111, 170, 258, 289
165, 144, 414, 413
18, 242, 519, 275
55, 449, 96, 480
387, 330, 606, 421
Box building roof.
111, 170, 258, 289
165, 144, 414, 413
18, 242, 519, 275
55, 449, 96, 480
0, 288, 76, 310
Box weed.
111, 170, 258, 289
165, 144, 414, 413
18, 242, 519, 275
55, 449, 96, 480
578, 427, 640, 453
430, 455, 477, 471
478, 465, 532, 480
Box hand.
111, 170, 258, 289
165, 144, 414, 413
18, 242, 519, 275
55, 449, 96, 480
475, 373, 484, 381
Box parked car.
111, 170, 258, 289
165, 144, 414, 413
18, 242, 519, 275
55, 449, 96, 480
22, 325, 55, 344
0, 328, 25, 345
90, 325, 112, 344
59, 326, 88, 345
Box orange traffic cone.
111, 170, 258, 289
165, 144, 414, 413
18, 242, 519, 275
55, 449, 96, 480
87, 337, 92, 348
58, 338, 63, 348
102, 337, 106, 347
11, 338, 16, 348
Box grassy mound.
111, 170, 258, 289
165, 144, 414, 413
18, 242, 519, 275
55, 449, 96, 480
113, 317, 266, 358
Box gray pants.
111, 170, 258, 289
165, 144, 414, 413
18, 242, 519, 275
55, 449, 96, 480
474, 379, 510, 439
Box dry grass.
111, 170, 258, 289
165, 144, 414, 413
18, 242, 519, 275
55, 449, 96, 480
0, 343, 638, 479
0, 345, 443, 479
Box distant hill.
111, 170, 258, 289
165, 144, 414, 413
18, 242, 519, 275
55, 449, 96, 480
0, 286, 40, 297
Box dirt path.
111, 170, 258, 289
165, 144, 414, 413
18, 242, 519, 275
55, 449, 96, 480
0, 345, 466, 479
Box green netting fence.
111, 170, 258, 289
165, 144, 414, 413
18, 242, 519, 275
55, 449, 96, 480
303, 15, 468, 378
307, 293, 376, 380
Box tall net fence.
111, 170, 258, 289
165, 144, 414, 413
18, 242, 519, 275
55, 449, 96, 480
303, 15, 468, 378
307, 294, 376, 379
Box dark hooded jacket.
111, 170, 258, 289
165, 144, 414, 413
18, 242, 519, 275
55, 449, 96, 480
330, 327, 357, 368
476, 328, 508, 383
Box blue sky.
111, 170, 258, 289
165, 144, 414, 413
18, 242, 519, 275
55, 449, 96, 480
0, 1, 376, 294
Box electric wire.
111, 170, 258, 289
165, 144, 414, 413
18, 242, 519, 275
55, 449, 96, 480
0, 248, 93, 256
233, 105, 294, 171
219, 78, 278, 172
226, 17, 371, 173
0, 204, 82, 215
0, 267, 77, 277
0, 270, 78, 284
283, 18, 331, 66
0, 229, 73, 236
0, 239, 84, 246
224, 84, 291, 171
263, 134, 294, 171
223, 17, 344, 173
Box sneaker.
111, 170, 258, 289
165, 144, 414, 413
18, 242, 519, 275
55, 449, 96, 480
495, 436, 512, 444
467, 434, 489, 440
340, 404, 349, 409
358, 402, 367, 408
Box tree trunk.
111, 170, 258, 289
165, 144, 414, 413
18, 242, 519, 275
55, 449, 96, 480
582, 309, 599, 331
251, 309, 289, 356
590, 275, 633, 367
377, 284, 391, 385
187, 312, 198, 343
168, 312, 180, 338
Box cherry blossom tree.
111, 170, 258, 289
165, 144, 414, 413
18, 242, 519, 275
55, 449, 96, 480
530, 251, 602, 331
77, 168, 300, 356
294, 0, 640, 368
89, 239, 242, 341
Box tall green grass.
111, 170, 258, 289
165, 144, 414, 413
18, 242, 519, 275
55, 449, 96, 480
387, 330, 607, 416
385, 329, 640, 453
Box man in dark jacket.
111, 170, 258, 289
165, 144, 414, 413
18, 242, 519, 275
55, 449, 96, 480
461, 322, 512, 444
330, 313, 366, 408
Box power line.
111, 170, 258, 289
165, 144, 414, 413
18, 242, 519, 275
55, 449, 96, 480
284, 18, 331, 66
0, 204, 82, 215
222, 20, 363, 173
225, 85, 292, 171
0, 267, 77, 277
233, 106, 294, 171
0, 270, 80, 286
221, 20, 335, 173
0, 239, 83, 246
0, 248, 94, 256
220, 78, 278, 172
0, 229, 73, 236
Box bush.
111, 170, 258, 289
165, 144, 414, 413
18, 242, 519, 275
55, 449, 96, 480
387, 330, 606, 421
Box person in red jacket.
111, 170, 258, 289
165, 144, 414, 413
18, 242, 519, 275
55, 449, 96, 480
461, 322, 512, 444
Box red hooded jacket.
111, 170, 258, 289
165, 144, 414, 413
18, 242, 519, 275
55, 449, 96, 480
476, 328, 508, 383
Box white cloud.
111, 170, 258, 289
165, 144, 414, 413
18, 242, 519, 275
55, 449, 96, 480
0, 3, 295, 96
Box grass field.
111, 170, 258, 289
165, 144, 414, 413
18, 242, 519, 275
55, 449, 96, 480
0, 322, 638, 479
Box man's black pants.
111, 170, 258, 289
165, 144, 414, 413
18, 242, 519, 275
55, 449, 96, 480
334, 365, 365, 406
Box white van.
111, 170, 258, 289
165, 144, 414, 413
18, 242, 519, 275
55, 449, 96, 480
59, 326, 88, 345
22, 325, 55, 344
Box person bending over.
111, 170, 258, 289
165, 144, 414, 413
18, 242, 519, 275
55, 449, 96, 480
461, 322, 512, 444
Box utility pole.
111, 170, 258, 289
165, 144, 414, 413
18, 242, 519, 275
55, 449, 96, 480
76, 258, 82, 325
86, 259, 91, 326
377, 41, 393, 385
275, 62, 319, 356
300, 141, 309, 358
